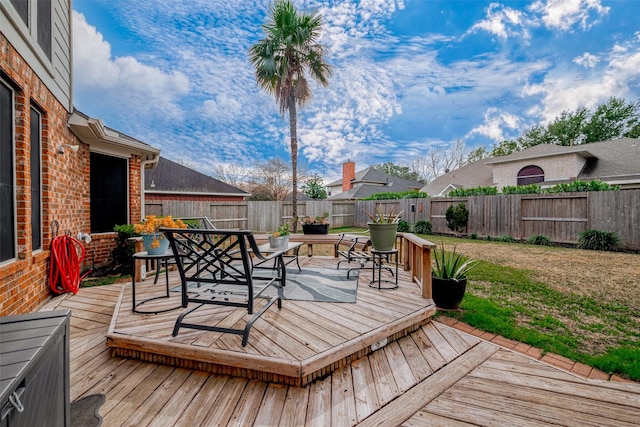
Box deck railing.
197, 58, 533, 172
400, 233, 436, 299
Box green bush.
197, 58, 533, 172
470, 233, 478, 240
449, 186, 498, 197
413, 220, 432, 235
445, 203, 469, 234
364, 190, 429, 200
577, 229, 620, 251
494, 235, 517, 243
547, 179, 620, 193
397, 219, 410, 232
502, 184, 542, 194
526, 235, 553, 246
109, 224, 139, 274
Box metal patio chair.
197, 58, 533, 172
161, 228, 288, 346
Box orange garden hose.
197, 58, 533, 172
49, 234, 88, 294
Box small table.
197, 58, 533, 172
131, 251, 181, 314
256, 241, 304, 271
369, 249, 398, 290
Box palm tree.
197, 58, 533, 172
249, 0, 332, 231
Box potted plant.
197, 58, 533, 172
134, 215, 187, 255
366, 205, 403, 251
269, 224, 291, 249
300, 212, 330, 234
431, 243, 477, 309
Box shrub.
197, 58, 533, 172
502, 184, 542, 194
577, 229, 620, 251
445, 203, 469, 235
413, 220, 432, 235
547, 179, 620, 193
364, 190, 429, 200
109, 224, 139, 274
494, 235, 517, 243
470, 233, 478, 240
526, 235, 553, 246
448, 186, 498, 197
397, 219, 410, 232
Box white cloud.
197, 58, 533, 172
468, 108, 521, 142
524, 39, 640, 122
469, 3, 528, 40
573, 52, 599, 68
73, 11, 189, 119
529, 0, 610, 31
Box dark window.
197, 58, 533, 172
10, 0, 29, 27
1, 81, 15, 262
30, 107, 42, 251
90, 152, 128, 233
517, 165, 545, 186
37, 0, 52, 59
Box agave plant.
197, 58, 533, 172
432, 243, 478, 281
365, 204, 404, 224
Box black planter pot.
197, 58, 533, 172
431, 276, 467, 309
302, 224, 329, 234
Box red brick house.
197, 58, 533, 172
1, 1, 159, 316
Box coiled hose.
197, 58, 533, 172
49, 234, 87, 294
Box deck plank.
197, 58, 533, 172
279, 383, 310, 427
358, 341, 498, 427
331, 365, 358, 427
254, 383, 288, 427
351, 356, 381, 422
305, 375, 332, 427
384, 340, 418, 392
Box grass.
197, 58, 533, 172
425, 235, 640, 381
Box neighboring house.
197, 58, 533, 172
144, 157, 248, 215
327, 161, 423, 200
423, 138, 640, 196
1, 2, 159, 316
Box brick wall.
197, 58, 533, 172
0, 34, 142, 315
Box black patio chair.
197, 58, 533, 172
335, 232, 373, 278
161, 228, 287, 346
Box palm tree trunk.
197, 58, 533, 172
289, 94, 298, 232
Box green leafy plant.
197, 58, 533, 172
494, 235, 517, 243
469, 233, 478, 240
364, 190, 428, 200
526, 235, 553, 246
448, 186, 498, 197
413, 220, 433, 235
365, 205, 403, 223
577, 229, 620, 251
445, 203, 469, 235
546, 179, 620, 193
502, 184, 542, 194
397, 219, 410, 232
272, 223, 290, 237
108, 224, 138, 274
300, 212, 330, 225
432, 244, 478, 281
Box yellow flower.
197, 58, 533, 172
134, 215, 187, 246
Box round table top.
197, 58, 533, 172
133, 250, 173, 259
370, 248, 398, 254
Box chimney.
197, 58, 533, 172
342, 161, 355, 192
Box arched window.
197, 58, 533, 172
517, 165, 544, 186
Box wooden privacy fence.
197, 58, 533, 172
145, 200, 355, 232
146, 189, 639, 249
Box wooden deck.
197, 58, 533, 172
40, 259, 640, 426
106, 256, 435, 386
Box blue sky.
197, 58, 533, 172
72, 0, 640, 182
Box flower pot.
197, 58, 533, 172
269, 235, 290, 249
367, 222, 397, 251
302, 224, 329, 234
142, 233, 170, 255
431, 276, 467, 309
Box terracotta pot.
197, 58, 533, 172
431, 276, 467, 309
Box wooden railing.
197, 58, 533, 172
400, 233, 436, 299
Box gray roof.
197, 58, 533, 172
422, 137, 640, 195
328, 167, 424, 200
422, 158, 494, 197
145, 157, 248, 196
